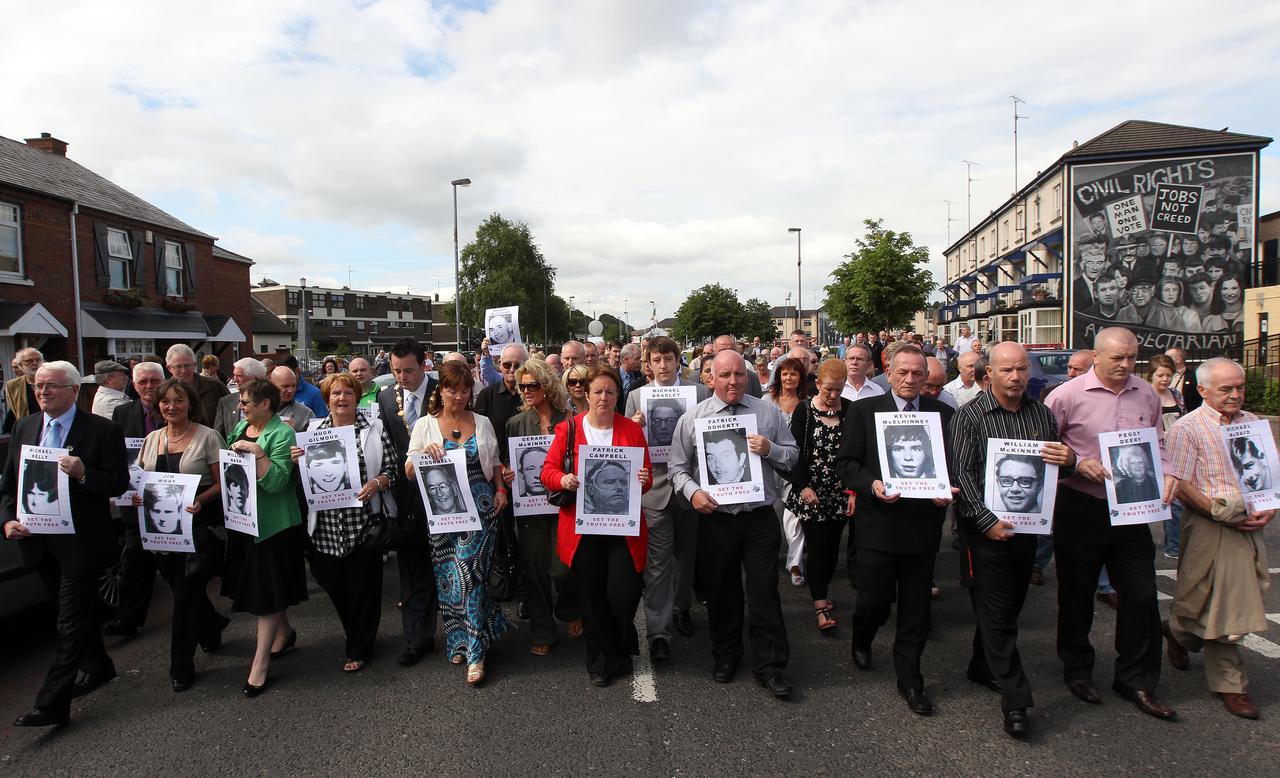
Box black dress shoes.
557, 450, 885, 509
269, 629, 297, 660
1112, 682, 1176, 720
898, 685, 934, 715
757, 674, 793, 699
171, 677, 192, 693
851, 645, 873, 671
1003, 709, 1031, 737
589, 672, 610, 688
13, 707, 68, 727
242, 675, 270, 698
1066, 680, 1102, 704
200, 614, 232, 653
966, 669, 1002, 694
102, 620, 138, 638
712, 660, 737, 684
673, 609, 694, 638
71, 668, 117, 698
398, 647, 424, 667
650, 638, 671, 663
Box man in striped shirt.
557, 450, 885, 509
1163, 358, 1273, 720
950, 342, 1076, 737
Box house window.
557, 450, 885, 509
332, 319, 345, 326
164, 241, 184, 296
107, 228, 132, 289
332, 294, 345, 308
0, 202, 21, 275
1053, 184, 1063, 218
1002, 219, 1010, 249
1033, 195, 1042, 228
287, 291, 300, 308
357, 320, 365, 330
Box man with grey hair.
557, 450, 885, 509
560, 341, 585, 370
945, 351, 984, 407
90, 360, 131, 419
1163, 357, 1272, 719
841, 344, 883, 402
954, 324, 975, 357
3, 346, 43, 434
3, 361, 130, 727
165, 344, 227, 425
270, 366, 314, 432
214, 358, 266, 440
619, 343, 645, 398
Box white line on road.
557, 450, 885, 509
1156, 569, 1177, 579
1157, 592, 1171, 601
1242, 634, 1280, 660
631, 608, 657, 703
1268, 613, 1280, 626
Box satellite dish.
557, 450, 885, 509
587, 320, 604, 336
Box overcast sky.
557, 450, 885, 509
5, 0, 1278, 328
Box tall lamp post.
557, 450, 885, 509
451, 177, 471, 349
788, 227, 802, 338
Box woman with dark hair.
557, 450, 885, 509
291, 372, 399, 674
405, 361, 510, 685
222, 378, 307, 697
764, 355, 809, 585
134, 377, 228, 691
505, 357, 579, 655
321, 357, 341, 376
783, 359, 857, 633
1145, 354, 1185, 559
1203, 274, 1245, 333
1150, 277, 1201, 332
542, 365, 652, 687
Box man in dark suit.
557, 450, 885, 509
2, 361, 131, 727
99, 362, 167, 637
838, 344, 956, 716
377, 338, 438, 666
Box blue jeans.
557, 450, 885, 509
1163, 501, 1183, 556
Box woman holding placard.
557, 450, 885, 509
222, 378, 307, 698
405, 361, 511, 685
291, 372, 399, 674
134, 378, 228, 692
542, 365, 652, 688
506, 358, 580, 656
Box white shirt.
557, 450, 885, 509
91, 385, 130, 419
583, 418, 614, 446
954, 335, 974, 355
841, 377, 885, 403
943, 376, 983, 407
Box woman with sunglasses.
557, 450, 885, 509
505, 358, 581, 655
563, 363, 590, 414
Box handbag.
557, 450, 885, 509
546, 417, 577, 507
360, 486, 403, 552
488, 517, 520, 602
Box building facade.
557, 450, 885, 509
1246, 209, 1280, 343
251, 283, 436, 356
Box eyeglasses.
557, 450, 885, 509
237, 398, 254, 407
167, 362, 196, 371
33, 383, 73, 392
501, 361, 523, 370
518, 382, 542, 392
997, 477, 1039, 489
565, 378, 585, 387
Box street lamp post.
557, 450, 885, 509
451, 177, 471, 349
788, 227, 802, 339
623, 299, 628, 342
569, 295, 575, 340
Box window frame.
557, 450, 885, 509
163, 240, 184, 297
0, 201, 22, 277
106, 227, 133, 290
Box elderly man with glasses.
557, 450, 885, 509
165, 344, 228, 425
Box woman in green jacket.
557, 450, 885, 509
222, 378, 307, 697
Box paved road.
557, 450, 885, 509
2, 527, 1279, 776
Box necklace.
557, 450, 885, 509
439, 412, 464, 439
165, 423, 192, 450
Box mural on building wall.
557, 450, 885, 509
1067, 152, 1255, 355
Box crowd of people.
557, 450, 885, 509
0, 324, 1271, 738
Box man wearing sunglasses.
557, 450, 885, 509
948, 341, 1076, 738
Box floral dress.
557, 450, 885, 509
431, 434, 512, 662
784, 408, 846, 522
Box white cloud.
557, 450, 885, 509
4, 0, 1278, 329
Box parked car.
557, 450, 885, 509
1027, 349, 1075, 399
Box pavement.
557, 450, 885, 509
2, 526, 1279, 777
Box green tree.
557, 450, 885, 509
737, 298, 778, 343
824, 219, 934, 334
455, 213, 568, 346
672, 284, 745, 344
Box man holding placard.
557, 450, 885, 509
837, 344, 955, 716
1044, 327, 1178, 720
669, 350, 798, 698
949, 342, 1075, 737
627, 336, 709, 661
1, 361, 130, 727
1163, 358, 1274, 720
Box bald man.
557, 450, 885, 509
348, 357, 379, 407
945, 351, 984, 406
922, 358, 958, 409
270, 366, 314, 432
713, 335, 763, 398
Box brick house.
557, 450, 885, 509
0, 132, 252, 377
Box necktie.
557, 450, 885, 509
143, 408, 156, 435
41, 419, 61, 448
404, 392, 419, 429
904, 401, 916, 412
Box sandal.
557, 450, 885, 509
567, 619, 584, 640
815, 603, 838, 632
450, 653, 466, 665
342, 659, 366, 673
530, 644, 552, 656
467, 659, 486, 685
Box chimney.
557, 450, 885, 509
25, 132, 68, 157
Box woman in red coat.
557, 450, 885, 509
542, 364, 652, 687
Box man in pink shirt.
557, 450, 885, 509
1044, 327, 1178, 720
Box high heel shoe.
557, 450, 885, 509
269, 629, 297, 660
243, 674, 270, 698
466, 659, 486, 685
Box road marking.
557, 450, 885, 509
1242, 635, 1280, 660
1156, 569, 1177, 579
1268, 613, 1280, 626
631, 608, 657, 703
1157, 592, 1171, 601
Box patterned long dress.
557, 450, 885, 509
432, 434, 512, 662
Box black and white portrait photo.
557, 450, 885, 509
646, 398, 684, 449
222, 461, 251, 516
1109, 443, 1160, 504
702, 428, 750, 485
142, 482, 187, 535
484, 306, 522, 356
884, 424, 936, 480
21, 459, 60, 517
517, 445, 548, 498
992, 454, 1045, 513
304, 439, 353, 494
583, 458, 630, 516
422, 463, 467, 514
1230, 435, 1272, 493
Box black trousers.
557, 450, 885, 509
699, 507, 789, 677
518, 515, 580, 646
965, 531, 1036, 711
801, 518, 847, 601
571, 535, 641, 676
310, 545, 384, 661
33, 555, 115, 716
154, 553, 225, 682
850, 547, 935, 690
1053, 487, 1162, 692
396, 525, 438, 652
115, 509, 156, 628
